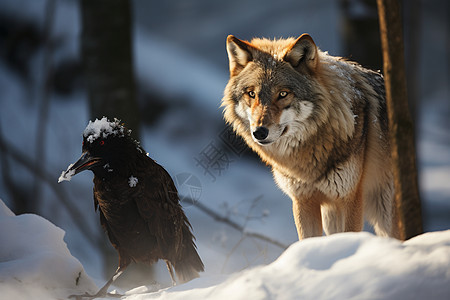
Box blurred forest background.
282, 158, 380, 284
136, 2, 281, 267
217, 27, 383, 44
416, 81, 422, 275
0, 0, 449, 289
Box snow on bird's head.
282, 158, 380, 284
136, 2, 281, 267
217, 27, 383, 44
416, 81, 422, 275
83, 117, 130, 143
82, 117, 145, 154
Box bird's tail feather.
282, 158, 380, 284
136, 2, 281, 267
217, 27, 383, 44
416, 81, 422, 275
173, 227, 204, 283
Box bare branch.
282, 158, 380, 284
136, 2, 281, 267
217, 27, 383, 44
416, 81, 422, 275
221, 236, 245, 273
0, 130, 102, 249
183, 197, 289, 250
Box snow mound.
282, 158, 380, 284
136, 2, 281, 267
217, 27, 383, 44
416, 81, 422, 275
0, 199, 97, 300
131, 231, 450, 300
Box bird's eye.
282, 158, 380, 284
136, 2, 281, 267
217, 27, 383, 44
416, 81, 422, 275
279, 91, 288, 99
248, 91, 256, 98
99, 140, 105, 146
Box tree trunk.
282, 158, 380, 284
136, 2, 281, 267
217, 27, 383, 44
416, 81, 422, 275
80, 0, 151, 287
80, 0, 140, 139
402, 0, 421, 130
376, 0, 423, 240
340, 0, 382, 71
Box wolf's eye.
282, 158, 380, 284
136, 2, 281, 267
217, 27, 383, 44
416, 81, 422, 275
247, 91, 256, 98
279, 91, 288, 99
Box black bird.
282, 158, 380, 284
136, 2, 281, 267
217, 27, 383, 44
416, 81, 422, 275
59, 117, 204, 298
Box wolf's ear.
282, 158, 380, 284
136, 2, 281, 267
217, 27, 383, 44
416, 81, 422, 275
226, 35, 254, 76
284, 34, 318, 73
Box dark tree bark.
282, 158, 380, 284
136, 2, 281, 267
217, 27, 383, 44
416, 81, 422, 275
402, 0, 421, 129
80, 0, 140, 139
340, 0, 382, 71
80, 0, 149, 287
377, 0, 423, 240
33, 0, 57, 213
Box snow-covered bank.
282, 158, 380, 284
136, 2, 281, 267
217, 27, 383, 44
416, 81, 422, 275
126, 231, 450, 300
1, 199, 449, 300
0, 199, 96, 300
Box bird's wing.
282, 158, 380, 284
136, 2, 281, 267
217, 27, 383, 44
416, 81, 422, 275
134, 161, 185, 256
94, 187, 99, 211
93, 189, 121, 247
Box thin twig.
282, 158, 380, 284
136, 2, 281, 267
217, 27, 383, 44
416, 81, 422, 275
183, 198, 289, 250
221, 235, 245, 273
243, 195, 264, 227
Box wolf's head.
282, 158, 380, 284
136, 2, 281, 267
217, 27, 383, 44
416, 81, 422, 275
222, 34, 325, 149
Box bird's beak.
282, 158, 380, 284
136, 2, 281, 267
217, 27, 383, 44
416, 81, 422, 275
70, 151, 102, 174
58, 151, 102, 183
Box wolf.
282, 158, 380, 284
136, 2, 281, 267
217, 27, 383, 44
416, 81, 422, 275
222, 34, 400, 240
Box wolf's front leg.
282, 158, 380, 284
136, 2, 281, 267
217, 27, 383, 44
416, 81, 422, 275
321, 189, 364, 235
321, 203, 345, 235
292, 194, 323, 240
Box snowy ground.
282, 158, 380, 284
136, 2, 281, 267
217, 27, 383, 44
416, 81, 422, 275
0, 199, 97, 299
0, 0, 449, 299
1, 198, 449, 300
125, 231, 450, 300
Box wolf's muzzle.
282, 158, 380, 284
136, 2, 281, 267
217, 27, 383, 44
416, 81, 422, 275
253, 126, 269, 141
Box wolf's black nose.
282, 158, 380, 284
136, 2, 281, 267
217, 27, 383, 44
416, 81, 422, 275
253, 126, 269, 141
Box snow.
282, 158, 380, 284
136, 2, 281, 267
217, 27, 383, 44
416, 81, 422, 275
1, 196, 449, 300
104, 163, 114, 173
0, 199, 97, 300
129, 176, 139, 188
84, 117, 126, 143
58, 162, 75, 183
147, 231, 449, 300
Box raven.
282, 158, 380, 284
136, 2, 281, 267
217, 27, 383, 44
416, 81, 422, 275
59, 117, 204, 298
